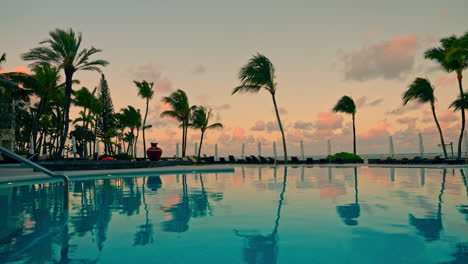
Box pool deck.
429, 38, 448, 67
0, 163, 466, 186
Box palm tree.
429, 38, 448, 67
4, 64, 62, 151
332, 96, 357, 154
403, 78, 448, 158
189, 106, 223, 162
425, 33, 468, 159
22, 28, 109, 158
134, 80, 154, 159
73, 87, 99, 157
160, 89, 194, 157
233, 53, 288, 162
119, 106, 141, 156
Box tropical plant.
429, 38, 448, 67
160, 89, 194, 157
73, 86, 99, 157
189, 106, 223, 162
22, 28, 109, 157
134, 80, 155, 159
96, 74, 115, 154
119, 106, 142, 156
403, 78, 448, 158
425, 33, 468, 158
232, 53, 288, 162
450, 93, 468, 111
332, 96, 357, 155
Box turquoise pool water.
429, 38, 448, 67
0, 166, 467, 263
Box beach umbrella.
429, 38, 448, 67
420, 168, 425, 186
327, 139, 331, 156
175, 142, 179, 157
389, 136, 395, 157
418, 133, 424, 158
194, 143, 198, 156
258, 141, 262, 156
72, 136, 77, 154
95, 138, 100, 155
300, 140, 305, 160
29, 137, 34, 155
241, 143, 245, 158
273, 141, 277, 159
215, 143, 218, 159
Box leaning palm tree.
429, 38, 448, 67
134, 80, 155, 159
22, 28, 109, 158
450, 93, 468, 112
403, 78, 448, 158
189, 106, 223, 162
160, 89, 194, 157
332, 96, 357, 154
233, 53, 288, 162
425, 33, 468, 159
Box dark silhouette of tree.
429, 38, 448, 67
234, 167, 288, 264
336, 167, 360, 226
96, 74, 116, 155
409, 169, 446, 241
161, 175, 191, 232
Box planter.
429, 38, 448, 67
147, 142, 163, 161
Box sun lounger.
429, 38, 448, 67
394, 157, 408, 164
422, 156, 443, 164
306, 157, 314, 164
291, 156, 300, 164
259, 156, 269, 163
250, 155, 261, 164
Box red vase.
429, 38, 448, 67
147, 143, 162, 161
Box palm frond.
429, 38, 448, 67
402, 78, 435, 105
450, 93, 468, 111
332, 96, 356, 114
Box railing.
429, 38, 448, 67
0, 146, 70, 183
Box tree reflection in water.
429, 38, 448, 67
161, 174, 190, 233
134, 176, 160, 246
409, 169, 446, 241
440, 242, 468, 264
234, 167, 288, 264
336, 167, 360, 226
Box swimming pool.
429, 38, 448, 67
0, 166, 467, 263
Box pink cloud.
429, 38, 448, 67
434, 75, 457, 86
341, 34, 420, 81
250, 120, 266, 131
360, 123, 389, 140
314, 112, 343, 130
439, 110, 458, 124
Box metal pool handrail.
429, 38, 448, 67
0, 146, 70, 183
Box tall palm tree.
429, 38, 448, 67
332, 96, 357, 154
403, 78, 448, 158
189, 106, 223, 162
160, 89, 194, 157
233, 53, 288, 162
134, 80, 154, 159
425, 33, 468, 159
3, 64, 62, 151
22, 28, 109, 158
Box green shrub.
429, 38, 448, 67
327, 152, 362, 161
112, 153, 134, 160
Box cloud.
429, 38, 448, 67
359, 123, 390, 140
279, 107, 288, 115
340, 34, 421, 81
193, 64, 206, 75
266, 121, 280, 132
0, 65, 31, 74
314, 112, 343, 130
294, 121, 313, 130
157, 78, 173, 93
396, 117, 418, 127
369, 98, 384, 107
439, 111, 458, 124
386, 102, 422, 116
356, 96, 368, 108
215, 104, 231, 111
250, 120, 266, 131
132, 63, 173, 93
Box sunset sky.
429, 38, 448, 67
2, 0, 468, 156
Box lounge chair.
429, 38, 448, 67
219, 157, 226, 163
259, 156, 269, 163
306, 157, 314, 164
250, 155, 261, 164
422, 156, 443, 164
291, 156, 300, 164
228, 155, 237, 163
407, 156, 422, 164
394, 157, 408, 164
245, 156, 253, 163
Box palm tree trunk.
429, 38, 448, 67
456, 71, 465, 159
31, 95, 48, 150
431, 103, 448, 158
197, 131, 205, 162
271, 93, 288, 162
143, 99, 149, 159
352, 113, 356, 155
57, 69, 74, 159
